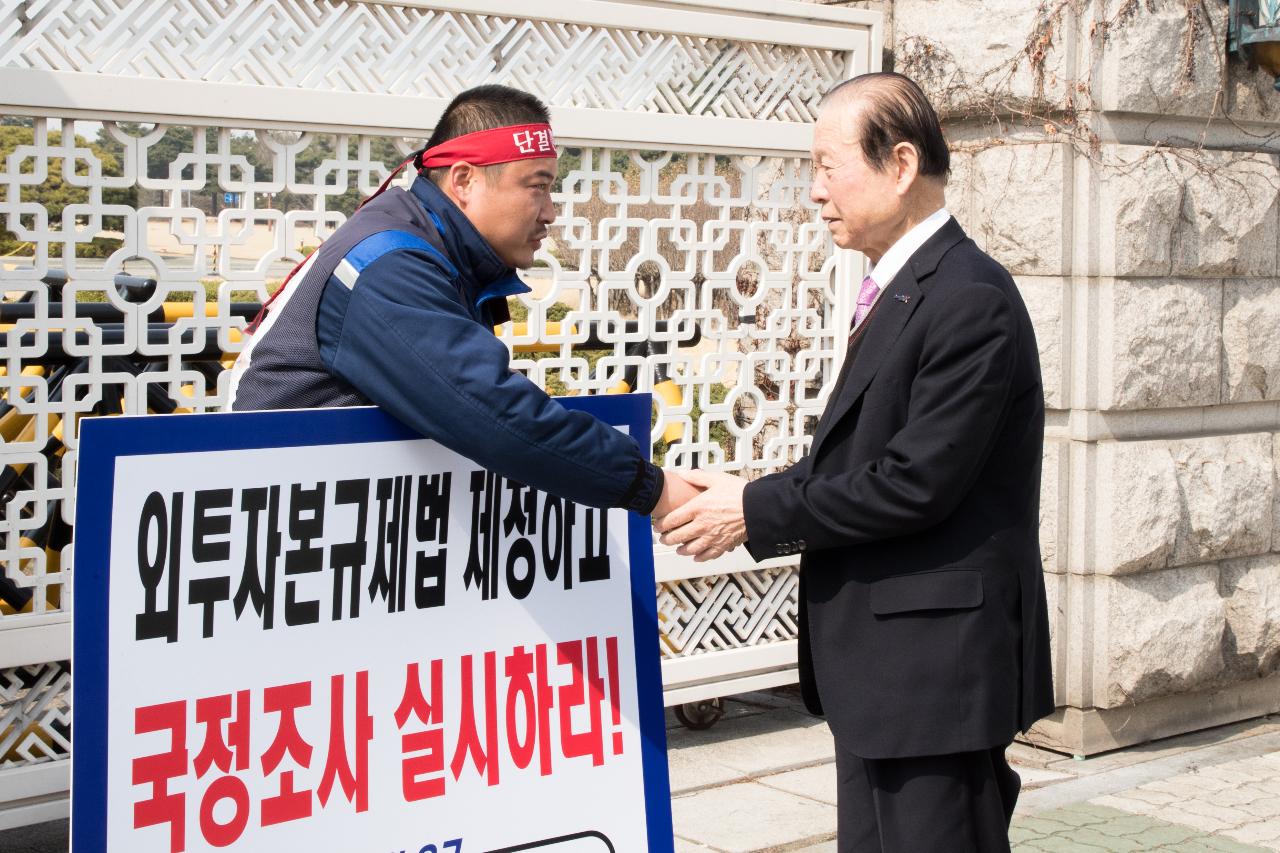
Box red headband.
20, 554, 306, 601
419, 123, 558, 169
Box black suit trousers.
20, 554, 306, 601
835, 740, 1021, 853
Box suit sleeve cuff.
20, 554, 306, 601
621, 460, 664, 515
742, 477, 775, 561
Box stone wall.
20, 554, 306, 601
820, 0, 1280, 755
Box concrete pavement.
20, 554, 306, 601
666, 688, 1280, 852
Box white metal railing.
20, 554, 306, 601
0, 0, 879, 828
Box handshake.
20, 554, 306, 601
649, 468, 749, 562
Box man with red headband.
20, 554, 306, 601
229, 84, 692, 516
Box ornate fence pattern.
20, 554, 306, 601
2, 0, 848, 122
0, 662, 70, 767
0, 0, 879, 825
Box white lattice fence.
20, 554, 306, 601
0, 0, 880, 827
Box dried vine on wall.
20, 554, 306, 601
897, 0, 1278, 191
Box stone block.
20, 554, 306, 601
1225, 60, 1280, 124
1090, 0, 1226, 118
1040, 439, 1067, 574
894, 0, 1073, 115
1221, 555, 1280, 678
1172, 434, 1275, 567
944, 149, 975, 233
1274, 433, 1280, 553
1094, 565, 1225, 708
1096, 440, 1180, 575
967, 143, 1072, 275
1014, 276, 1066, 409
1095, 147, 1279, 278
1223, 279, 1280, 403
1043, 571, 1068, 705
1096, 434, 1275, 574
1098, 278, 1222, 411
1095, 147, 1182, 278
1176, 152, 1280, 277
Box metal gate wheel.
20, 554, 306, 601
674, 698, 725, 730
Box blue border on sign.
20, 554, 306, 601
71, 396, 674, 853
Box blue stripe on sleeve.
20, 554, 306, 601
344, 230, 459, 279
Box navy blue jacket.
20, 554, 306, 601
742, 219, 1053, 758
237, 175, 663, 514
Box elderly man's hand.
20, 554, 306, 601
656, 469, 748, 562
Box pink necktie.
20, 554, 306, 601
853, 275, 879, 331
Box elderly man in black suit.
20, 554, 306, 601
658, 72, 1054, 852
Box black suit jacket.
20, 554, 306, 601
743, 219, 1054, 760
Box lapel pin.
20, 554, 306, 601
894, 294, 912, 304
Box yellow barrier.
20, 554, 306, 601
653, 379, 685, 444
605, 376, 684, 443
496, 321, 578, 353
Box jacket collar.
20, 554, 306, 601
409, 175, 529, 312
807, 218, 968, 460
904, 216, 966, 285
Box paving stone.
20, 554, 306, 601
1018, 765, 1076, 790
1225, 820, 1280, 847
1118, 788, 1182, 806
1129, 822, 1209, 846
757, 763, 837, 806
1019, 790, 1278, 852
1143, 776, 1215, 797
1238, 756, 1280, 776
1010, 824, 1049, 843
1213, 835, 1274, 850
1013, 815, 1078, 836
1152, 804, 1233, 833
1172, 835, 1259, 850
1178, 797, 1253, 825
671, 711, 835, 779
667, 746, 750, 795
1049, 803, 1128, 827
1056, 826, 1147, 851
1027, 836, 1108, 852
1201, 785, 1272, 808
1185, 837, 1276, 853
1237, 796, 1280, 818
1091, 793, 1146, 812
1089, 811, 1172, 838
658, 688, 1280, 852
1200, 761, 1275, 784
1179, 770, 1240, 791
670, 780, 836, 852
665, 709, 834, 792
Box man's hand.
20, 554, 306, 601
652, 468, 702, 520
656, 469, 748, 562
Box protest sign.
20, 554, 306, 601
72, 395, 672, 852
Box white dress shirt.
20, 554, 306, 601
856, 207, 952, 326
